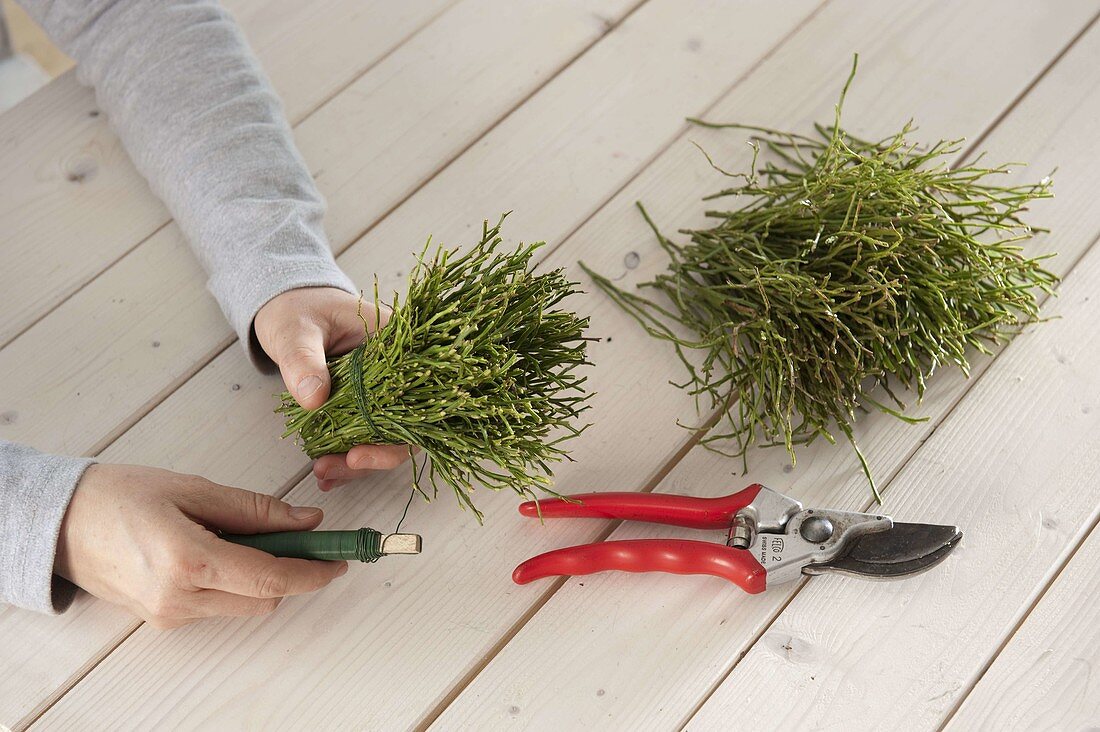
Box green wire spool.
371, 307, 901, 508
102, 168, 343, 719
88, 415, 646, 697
222, 528, 422, 563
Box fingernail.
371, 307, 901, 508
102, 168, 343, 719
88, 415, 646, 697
289, 506, 321, 520
336, 563, 349, 577
297, 375, 323, 400
350, 454, 373, 470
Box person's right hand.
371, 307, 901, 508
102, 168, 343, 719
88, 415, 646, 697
55, 464, 348, 628
253, 286, 411, 492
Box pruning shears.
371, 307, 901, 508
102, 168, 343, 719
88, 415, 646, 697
512, 484, 961, 592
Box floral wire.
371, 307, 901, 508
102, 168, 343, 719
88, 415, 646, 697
394, 488, 416, 535
349, 343, 382, 437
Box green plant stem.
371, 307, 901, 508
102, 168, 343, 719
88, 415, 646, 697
582, 55, 1056, 496
280, 215, 594, 521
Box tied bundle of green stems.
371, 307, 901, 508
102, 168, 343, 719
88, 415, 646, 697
279, 215, 593, 519
583, 58, 1056, 499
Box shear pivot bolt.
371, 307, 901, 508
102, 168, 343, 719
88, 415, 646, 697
800, 516, 833, 543
730, 517, 753, 549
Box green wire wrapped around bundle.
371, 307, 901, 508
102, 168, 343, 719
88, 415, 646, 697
279, 215, 593, 520
582, 57, 1057, 499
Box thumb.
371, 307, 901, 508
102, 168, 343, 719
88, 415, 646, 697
188, 484, 324, 534
276, 320, 332, 410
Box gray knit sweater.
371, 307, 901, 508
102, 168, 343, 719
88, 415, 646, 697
1, 0, 355, 614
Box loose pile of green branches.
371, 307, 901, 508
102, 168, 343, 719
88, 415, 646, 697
582, 58, 1056, 499
279, 215, 593, 519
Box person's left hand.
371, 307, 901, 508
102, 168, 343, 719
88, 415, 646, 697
254, 287, 409, 491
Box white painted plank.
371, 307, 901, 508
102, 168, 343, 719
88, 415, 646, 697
682, 45, 1100, 732
687, 232, 1100, 732
16, 1, 828, 728
227, 0, 455, 123
432, 7, 1100, 730
0, 0, 644, 725
33, 1, 1100, 729
945, 518, 1100, 730
0, 0, 457, 347
0, 0, 639, 456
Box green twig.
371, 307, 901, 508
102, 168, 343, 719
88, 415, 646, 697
279, 214, 594, 521
583, 56, 1056, 499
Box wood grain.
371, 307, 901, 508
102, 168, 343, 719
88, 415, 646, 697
0, 0, 638, 724
431, 4, 1100, 730
687, 226, 1100, 732
0, 0, 456, 347
31, 0, 1100, 729
945, 518, 1100, 730
0, 0, 827, 726
0, 0, 639, 459
7, 1, 1098, 728
12, 1, 832, 728
0, 0, 638, 453
682, 28, 1100, 732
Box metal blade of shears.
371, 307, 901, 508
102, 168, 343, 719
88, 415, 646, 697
803, 521, 962, 579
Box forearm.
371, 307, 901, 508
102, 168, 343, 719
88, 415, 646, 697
21, 0, 355, 367
0, 440, 93, 613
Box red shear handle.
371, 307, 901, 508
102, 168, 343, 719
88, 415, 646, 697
512, 539, 767, 593
518, 485, 763, 530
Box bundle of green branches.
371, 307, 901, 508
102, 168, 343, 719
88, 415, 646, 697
279, 215, 593, 519
582, 58, 1056, 499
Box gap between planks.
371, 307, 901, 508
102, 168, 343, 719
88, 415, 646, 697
289, 0, 460, 126
23, 0, 650, 463
330, 0, 653, 281
413, 401, 729, 731
938, 494, 1100, 729
409, 3, 1100, 726
0, 216, 170, 352
15, 2, 655, 727
15, 463, 317, 730
23, 0, 1073, 717
672, 9, 1100, 727
385, 2, 1100, 724
0, 0, 464, 353
932, 229, 1100, 730
17, 0, 830, 724
404, 1, 835, 722
36, 0, 1081, 725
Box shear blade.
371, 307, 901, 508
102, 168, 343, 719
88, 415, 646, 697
805, 521, 962, 579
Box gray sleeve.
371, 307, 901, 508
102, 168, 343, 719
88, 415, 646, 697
0, 441, 93, 614
20, 0, 356, 369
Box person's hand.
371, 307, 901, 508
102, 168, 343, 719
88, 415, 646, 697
56, 464, 348, 628
254, 287, 409, 490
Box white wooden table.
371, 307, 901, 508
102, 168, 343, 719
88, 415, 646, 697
2, 1, 1100, 729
